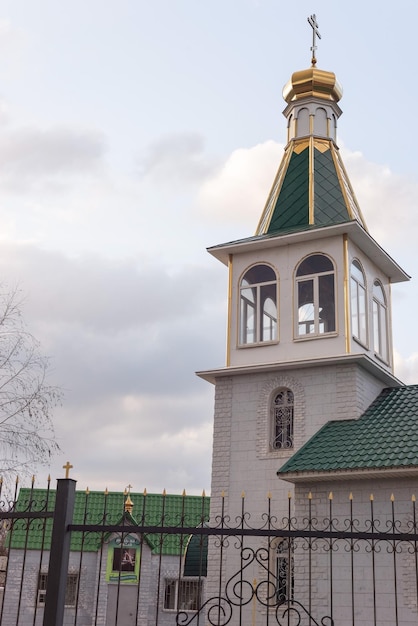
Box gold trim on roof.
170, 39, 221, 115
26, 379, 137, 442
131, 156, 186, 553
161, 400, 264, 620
331, 146, 368, 231
255, 146, 293, 235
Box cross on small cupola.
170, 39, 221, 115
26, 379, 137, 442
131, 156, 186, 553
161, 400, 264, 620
307, 14, 321, 66
124, 484, 134, 514
63, 461, 73, 478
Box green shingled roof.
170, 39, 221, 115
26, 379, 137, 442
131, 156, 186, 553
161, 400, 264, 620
10, 489, 210, 555
257, 139, 366, 236
279, 385, 418, 476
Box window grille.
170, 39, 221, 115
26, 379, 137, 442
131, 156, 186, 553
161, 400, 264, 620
164, 579, 202, 611
276, 539, 294, 604
271, 389, 294, 450
37, 572, 78, 607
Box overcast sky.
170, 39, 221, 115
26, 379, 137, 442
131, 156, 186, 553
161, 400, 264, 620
1, 0, 418, 494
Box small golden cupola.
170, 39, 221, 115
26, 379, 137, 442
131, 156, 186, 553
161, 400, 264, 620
256, 17, 366, 236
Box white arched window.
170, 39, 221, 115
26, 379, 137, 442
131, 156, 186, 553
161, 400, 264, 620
239, 265, 277, 345
373, 280, 388, 361
351, 260, 367, 345
296, 254, 335, 337
271, 389, 294, 450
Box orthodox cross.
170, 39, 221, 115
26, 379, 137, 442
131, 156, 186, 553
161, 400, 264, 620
307, 14, 321, 66
63, 461, 73, 478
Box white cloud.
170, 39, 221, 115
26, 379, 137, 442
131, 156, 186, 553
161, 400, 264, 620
0, 125, 106, 191
137, 132, 218, 186
197, 139, 282, 227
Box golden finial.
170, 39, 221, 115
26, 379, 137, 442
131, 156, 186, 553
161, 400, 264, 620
63, 461, 73, 478
86, 487, 90, 495
31, 475, 35, 485
15, 476, 19, 485
390, 493, 395, 502
182, 489, 186, 497
349, 493, 353, 501
104, 487, 108, 495
221, 490, 225, 498
202, 489, 206, 497
163, 488, 166, 496
288, 491, 292, 500
328, 491, 333, 500
370, 494, 374, 501
412, 495, 416, 502
308, 492, 312, 500
124, 494, 134, 514
241, 491, 246, 499
47, 475, 51, 484
307, 14, 321, 66
267, 491, 272, 500
143, 488, 147, 496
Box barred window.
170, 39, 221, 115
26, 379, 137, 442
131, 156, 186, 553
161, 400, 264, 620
276, 539, 294, 605
37, 572, 78, 607
164, 579, 202, 611
271, 389, 294, 450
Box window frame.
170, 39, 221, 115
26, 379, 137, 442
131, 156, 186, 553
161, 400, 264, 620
271, 389, 294, 451
163, 578, 202, 612
37, 572, 78, 607
239, 264, 278, 346
295, 254, 336, 338
372, 279, 388, 362
350, 259, 368, 347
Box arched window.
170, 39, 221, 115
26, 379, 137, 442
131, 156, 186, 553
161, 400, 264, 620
239, 265, 277, 345
373, 280, 388, 361
275, 539, 293, 605
297, 107, 310, 136
296, 254, 335, 337
351, 260, 367, 345
271, 389, 294, 450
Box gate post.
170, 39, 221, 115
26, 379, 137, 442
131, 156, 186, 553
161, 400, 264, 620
43, 478, 76, 626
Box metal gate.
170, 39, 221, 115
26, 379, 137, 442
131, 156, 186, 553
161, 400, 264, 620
1, 478, 418, 626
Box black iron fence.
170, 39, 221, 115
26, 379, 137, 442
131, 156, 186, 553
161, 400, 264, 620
1, 479, 418, 626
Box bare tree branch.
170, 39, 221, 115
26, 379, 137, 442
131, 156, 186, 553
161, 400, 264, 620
0, 286, 62, 481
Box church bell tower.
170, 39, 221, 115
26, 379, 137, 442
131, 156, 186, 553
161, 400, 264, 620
198, 22, 409, 517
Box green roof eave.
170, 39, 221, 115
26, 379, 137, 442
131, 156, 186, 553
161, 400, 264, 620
278, 385, 418, 481
207, 220, 409, 283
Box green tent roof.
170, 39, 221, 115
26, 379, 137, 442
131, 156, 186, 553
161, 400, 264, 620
279, 385, 418, 476
256, 139, 366, 236
10, 489, 210, 556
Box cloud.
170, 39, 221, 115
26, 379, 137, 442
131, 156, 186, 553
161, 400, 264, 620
341, 145, 418, 259
137, 132, 219, 186
197, 140, 282, 227
0, 125, 106, 192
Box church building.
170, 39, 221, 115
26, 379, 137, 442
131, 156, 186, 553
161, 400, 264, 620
198, 27, 418, 625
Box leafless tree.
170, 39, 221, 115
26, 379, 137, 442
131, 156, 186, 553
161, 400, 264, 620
0, 286, 61, 480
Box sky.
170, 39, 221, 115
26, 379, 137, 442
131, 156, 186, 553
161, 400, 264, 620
0, 0, 418, 495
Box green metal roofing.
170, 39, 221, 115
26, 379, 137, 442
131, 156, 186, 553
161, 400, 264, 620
9, 489, 210, 555
279, 385, 418, 476
257, 139, 366, 236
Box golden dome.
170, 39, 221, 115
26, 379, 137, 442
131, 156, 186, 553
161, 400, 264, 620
283, 67, 343, 103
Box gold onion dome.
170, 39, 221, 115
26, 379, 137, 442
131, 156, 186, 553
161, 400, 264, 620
283, 66, 343, 104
